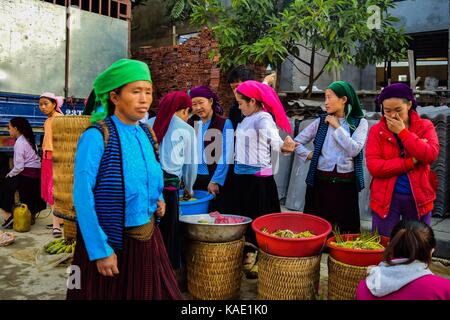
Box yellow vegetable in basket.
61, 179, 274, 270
13, 204, 31, 233
261, 227, 315, 238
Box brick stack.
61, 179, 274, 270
133, 28, 266, 116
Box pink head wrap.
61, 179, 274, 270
236, 80, 292, 134
40, 92, 64, 114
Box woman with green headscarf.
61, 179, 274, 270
67, 59, 182, 300
294, 81, 368, 234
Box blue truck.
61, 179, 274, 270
0, 92, 85, 151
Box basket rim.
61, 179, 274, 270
53, 210, 77, 222
252, 212, 332, 242
327, 234, 389, 254
328, 254, 370, 270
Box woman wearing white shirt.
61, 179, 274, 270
0, 117, 45, 228
148, 91, 197, 280
294, 81, 368, 234
233, 81, 296, 245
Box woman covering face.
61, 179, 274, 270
366, 83, 439, 238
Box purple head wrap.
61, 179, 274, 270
375, 83, 417, 110
188, 85, 224, 115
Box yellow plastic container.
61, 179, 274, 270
13, 204, 31, 232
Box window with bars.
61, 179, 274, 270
41, 0, 131, 20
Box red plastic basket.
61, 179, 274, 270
326, 234, 390, 267
252, 213, 332, 257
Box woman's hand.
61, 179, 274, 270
96, 253, 119, 277
263, 73, 276, 87
281, 136, 296, 154
207, 182, 219, 197
307, 151, 313, 160
385, 113, 405, 134
155, 200, 165, 218
325, 115, 341, 129
182, 188, 192, 201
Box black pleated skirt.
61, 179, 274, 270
159, 188, 183, 269
232, 174, 281, 246
304, 176, 360, 234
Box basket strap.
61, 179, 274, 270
98, 120, 110, 148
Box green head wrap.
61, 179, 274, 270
90, 59, 152, 123
327, 81, 364, 130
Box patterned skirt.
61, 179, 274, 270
66, 226, 183, 300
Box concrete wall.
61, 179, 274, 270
68, 10, 128, 98
285, 0, 449, 92
286, 47, 377, 92
0, 0, 66, 96
0, 0, 128, 98
390, 0, 449, 33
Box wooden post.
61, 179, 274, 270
172, 25, 177, 46
408, 50, 415, 89
387, 61, 392, 86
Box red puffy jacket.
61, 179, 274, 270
366, 110, 439, 218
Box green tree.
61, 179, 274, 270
167, 0, 196, 22
191, 0, 409, 97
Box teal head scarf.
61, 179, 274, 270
89, 59, 152, 123
326, 81, 364, 130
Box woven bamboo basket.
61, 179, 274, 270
52, 116, 91, 241
327, 255, 368, 300
187, 237, 244, 300
257, 250, 321, 300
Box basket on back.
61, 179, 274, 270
52, 116, 91, 241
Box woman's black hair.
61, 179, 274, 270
227, 65, 256, 84
107, 85, 126, 115
9, 117, 38, 155
384, 220, 436, 267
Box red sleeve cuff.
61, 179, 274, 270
404, 157, 415, 171
398, 128, 410, 140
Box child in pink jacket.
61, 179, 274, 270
356, 220, 450, 300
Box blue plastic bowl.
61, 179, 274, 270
179, 190, 214, 215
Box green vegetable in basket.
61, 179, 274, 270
331, 227, 384, 250
198, 219, 209, 224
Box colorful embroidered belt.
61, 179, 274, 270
163, 170, 181, 190
125, 216, 155, 241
